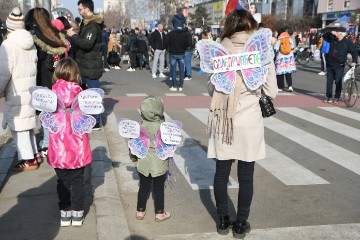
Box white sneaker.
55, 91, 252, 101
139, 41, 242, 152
103, 68, 110, 72
114, 66, 121, 70
278, 88, 283, 92
71, 210, 84, 227
184, 77, 192, 80
60, 210, 72, 227
318, 71, 326, 75
169, 87, 177, 91
288, 86, 293, 92
159, 73, 166, 78
127, 67, 135, 72
178, 87, 183, 91
152, 74, 157, 78
169, 77, 172, 81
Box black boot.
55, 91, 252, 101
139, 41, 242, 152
233, 220, 251, 239
217, 215, 231, 235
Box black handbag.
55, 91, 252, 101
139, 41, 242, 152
259, 94, 276, 117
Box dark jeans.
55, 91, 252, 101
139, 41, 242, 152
214, 160, 255, 221
276, 73, 293, 89
326, 65, 345, 99
129, 50, 137, 69
320, 53, 326, 72
185, 50, 193, 78
137, 173, 166, 213
55, 167, 85, 211
83, 77, 101, 124
170, 54, 185, 88
137, 52, 149, 68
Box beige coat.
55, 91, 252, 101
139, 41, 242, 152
0, 29, 38, 131
207, 31, 277, 161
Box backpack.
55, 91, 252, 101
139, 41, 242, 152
320, 39, 330, 54
279, 37, 291, 55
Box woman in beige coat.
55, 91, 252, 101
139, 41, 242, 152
207, 10, 277, 238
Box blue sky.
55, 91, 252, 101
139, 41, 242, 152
60, 0, 103, 18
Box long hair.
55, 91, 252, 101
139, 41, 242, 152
221, 10, 258, 41
52, 58, 81, 84
33, 8, 66, 47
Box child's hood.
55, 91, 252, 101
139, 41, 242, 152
140, 96, 164, 135
7, 29, 35, 50
52, 79, 82, 108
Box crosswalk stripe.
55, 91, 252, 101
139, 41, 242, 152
164, 93, 186, 96
319, 107, 360, 122
126, 93, 148, 97
279, 107, 360, 141
202, 93, 210, 96
154, 223, 360, 240
186, 108, 329, 186
163, 112, 239, 190
264, 117, 360, 176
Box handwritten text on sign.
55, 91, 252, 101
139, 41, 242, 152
212, 51, 261, 73
78, 90, 104, 115
118, 119, 140, 139
31, 88, 57, 112
160, 122, 182, 145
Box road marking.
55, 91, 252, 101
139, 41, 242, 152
202, 93, 210, 96
155, 223, 360, 240
319, 107, 360, 122
187, 108, 329, 186
126, 93, 148, 97
163, 112, 239, 190
277, 92, 295, 96
164, 93, 187, 96
279, 107, 360, 141
264, 117, 360, 176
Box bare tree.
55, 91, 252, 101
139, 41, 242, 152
0, 0, 15, 23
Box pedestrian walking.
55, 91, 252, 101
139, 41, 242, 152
25, 7, 67, 157
67, 0, 103, 130
101, 25, 110, 71
0, 7, 39, 171
274, 27, 296, 92
322, 27, 358, 103
137, 30, 150, 70
207, 9, 277, 239
150, 23, 167, 78
318, 31, 330, 76
184, 27, 195, 81
131, 96, 171, 222
126, 28, 139, 71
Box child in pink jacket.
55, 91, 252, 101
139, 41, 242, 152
48, 58, 92, 227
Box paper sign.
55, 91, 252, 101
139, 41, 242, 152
78, 90, 104, 115
30, 88, 57, 112
160, 122, 182, 145
212, 51, 261, 73
118, 119, 140, 139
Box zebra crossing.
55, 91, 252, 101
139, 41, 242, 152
113, 106, 359, 191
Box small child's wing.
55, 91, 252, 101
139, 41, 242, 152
71, 112, 96, 136
128, 126, 150, 159
39, 111, 66, 134
73, 88, 105, 115
117, 118, 141, 139
196, 39, 231, 73
155, 130, 177, 160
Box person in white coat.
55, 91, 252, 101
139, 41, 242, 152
0, 7, 39, 171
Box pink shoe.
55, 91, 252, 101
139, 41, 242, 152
155, 211, 171, 222
136, 211, 146, 220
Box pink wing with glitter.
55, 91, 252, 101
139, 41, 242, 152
38, 95, 67, 134
128, 126, 150, 159
240, 28, 274, 90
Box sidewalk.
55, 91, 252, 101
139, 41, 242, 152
0, 116, 131, 240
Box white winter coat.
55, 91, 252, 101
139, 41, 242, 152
0, 29, 38, 131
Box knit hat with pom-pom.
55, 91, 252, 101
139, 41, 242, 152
6, 7, 25, 32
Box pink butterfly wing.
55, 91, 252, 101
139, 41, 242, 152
210, 71, 236, 94
128, 126, 150, 159
196, 40, 231, 73
39, 111, 66, 134
240, 67, 268, 91
71, 111, 96, 136
243, 28, 274, 66
155, 130, 177, 160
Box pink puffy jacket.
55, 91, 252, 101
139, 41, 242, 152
47, 80, 92, 169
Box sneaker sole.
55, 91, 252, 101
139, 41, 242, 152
12, 165, 39, 172
217, 226, 231, 235
71, 221, 83, 226
61, 220, 71, 227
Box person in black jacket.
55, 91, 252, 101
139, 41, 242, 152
126, 28, 139, 71
167, 21, 190, 91
322, 27, 358, 103
67, 0, 103, 129
137, 30, 150, 70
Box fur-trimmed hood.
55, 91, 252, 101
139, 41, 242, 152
83, 14, 103, 26
32, 26, 67, 56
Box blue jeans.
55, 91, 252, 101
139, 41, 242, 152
170, 54, 185, 88
84, 77, 101, 124
184, 50, 193, 78
214, 160, 255, 220
325, 65, 345, 99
